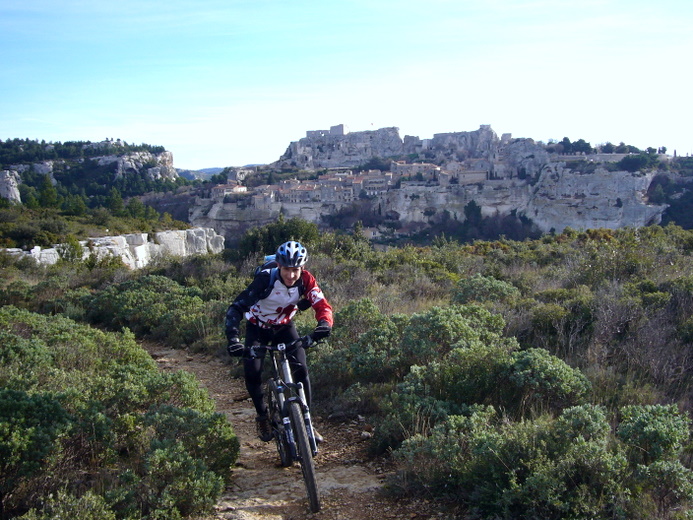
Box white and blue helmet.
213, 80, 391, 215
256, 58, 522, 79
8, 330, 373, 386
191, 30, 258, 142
275, 240, 308, 267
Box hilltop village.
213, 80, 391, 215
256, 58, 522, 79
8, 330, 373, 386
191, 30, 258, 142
189, 124, 669, 242
211, 160, 482, 207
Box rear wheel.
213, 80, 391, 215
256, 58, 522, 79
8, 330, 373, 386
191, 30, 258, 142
289, 401, 321, 512
267, 380, 292, 467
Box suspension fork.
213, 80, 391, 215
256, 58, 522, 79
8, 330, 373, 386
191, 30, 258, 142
279, 354, 318, 454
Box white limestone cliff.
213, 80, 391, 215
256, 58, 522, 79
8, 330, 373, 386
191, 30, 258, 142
0, 170, 21, 203
94, 150, 178, 181
3, 227, 224, 268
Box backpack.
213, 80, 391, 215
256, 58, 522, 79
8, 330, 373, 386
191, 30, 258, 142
255, 255, 279, 300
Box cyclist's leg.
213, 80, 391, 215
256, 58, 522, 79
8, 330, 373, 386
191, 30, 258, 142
243, 323, 268, 415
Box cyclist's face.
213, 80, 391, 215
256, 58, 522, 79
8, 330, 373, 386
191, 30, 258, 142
279, 266, 302, 286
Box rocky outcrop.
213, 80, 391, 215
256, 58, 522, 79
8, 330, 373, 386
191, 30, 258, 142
274, 127, 405, 170
94, 151, 178, 181
0, 170, 21, 203
3, 227, 224, 268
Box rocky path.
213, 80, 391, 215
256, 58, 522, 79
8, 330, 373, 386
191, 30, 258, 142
146, 345, 454, 520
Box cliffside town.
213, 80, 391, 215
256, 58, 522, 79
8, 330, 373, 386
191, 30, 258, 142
189, 125, 669, 242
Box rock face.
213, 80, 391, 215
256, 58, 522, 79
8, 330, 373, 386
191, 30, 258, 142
0, 170, 21, 203
525, 166, 663, 232
380, 167, 664, 233
94, 151, 178, 181
3, 227, 224, 268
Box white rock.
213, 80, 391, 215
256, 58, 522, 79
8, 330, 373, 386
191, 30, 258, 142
2, 227, 224, 268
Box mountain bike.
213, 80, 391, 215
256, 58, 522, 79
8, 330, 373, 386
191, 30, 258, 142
250, 337, 321, 512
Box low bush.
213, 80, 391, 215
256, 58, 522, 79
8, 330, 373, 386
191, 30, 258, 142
0, 305, 239, 519
395, 403, 693, 519
84, 275, 225, 349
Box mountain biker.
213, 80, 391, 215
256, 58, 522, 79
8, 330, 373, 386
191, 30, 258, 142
225, 240, 333, 443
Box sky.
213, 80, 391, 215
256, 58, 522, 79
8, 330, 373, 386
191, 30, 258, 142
1, 0, 691, 170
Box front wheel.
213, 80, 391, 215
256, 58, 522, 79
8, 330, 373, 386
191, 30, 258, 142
267, 380, 292, 468
289, 401, 321, 513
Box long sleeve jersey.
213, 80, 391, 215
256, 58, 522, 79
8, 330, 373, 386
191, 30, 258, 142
225, 268, 333, 339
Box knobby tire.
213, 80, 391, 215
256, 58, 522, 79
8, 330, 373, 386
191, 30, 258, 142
267, 380, 292, 467
289, 400, 321, 512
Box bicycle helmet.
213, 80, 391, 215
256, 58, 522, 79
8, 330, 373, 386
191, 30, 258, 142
275, 240, 308, 267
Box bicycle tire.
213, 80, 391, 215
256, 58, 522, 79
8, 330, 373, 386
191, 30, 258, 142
267, 380, 292, 467
289, 401, 321, 512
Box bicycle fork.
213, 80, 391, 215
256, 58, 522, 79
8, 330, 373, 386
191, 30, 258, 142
278, 356, 318, 456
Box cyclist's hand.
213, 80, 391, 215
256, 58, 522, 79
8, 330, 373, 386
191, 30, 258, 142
310, 320, 331, 342
227, 338, 245, 357
295, 335, 315, 349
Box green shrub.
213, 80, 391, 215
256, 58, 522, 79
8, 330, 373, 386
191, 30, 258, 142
85, 275, 221, 348
311, 298, 393, 396
0, 389, 72, 511
617, 404, 690, 465
396, 405, 631, 520
144, 405, 239, 480
634, 460, 693, 518
400, 304, 506, 367
138, 442, 224, 519
506, 348, 591, 417
372, 306, 519, 452
452, 273, 520, 304
18, 491, 116, 520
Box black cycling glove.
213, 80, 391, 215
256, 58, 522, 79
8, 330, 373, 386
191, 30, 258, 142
311, 320, 332, 341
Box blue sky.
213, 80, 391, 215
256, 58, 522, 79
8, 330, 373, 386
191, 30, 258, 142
1, 0, 691, 169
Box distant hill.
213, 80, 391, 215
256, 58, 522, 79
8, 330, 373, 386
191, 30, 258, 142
177, 167, 224, 181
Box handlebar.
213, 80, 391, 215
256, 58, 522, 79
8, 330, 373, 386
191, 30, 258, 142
248, 335, 316, 357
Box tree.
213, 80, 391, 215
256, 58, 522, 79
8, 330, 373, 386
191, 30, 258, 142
38, 175, 60, 209
56, 234, 84, 263
126, 197, 146, 219
602, 142, 615, 153
560, 137, 573, 154
235, 216, 320, 259
64, 194, 88, 216
106, 187, 125, 216
464, 200, 482, 226
572, 138, 593, 154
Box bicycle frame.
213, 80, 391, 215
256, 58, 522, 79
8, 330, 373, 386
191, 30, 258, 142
252, 341, 318, 455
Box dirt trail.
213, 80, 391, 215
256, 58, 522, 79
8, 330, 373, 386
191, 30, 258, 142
146, 345, 452, 520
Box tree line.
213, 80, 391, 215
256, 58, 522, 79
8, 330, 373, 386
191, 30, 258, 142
0, 138, 166, 165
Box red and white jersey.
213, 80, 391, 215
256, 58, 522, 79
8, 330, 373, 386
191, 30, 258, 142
245, 269, 333, 328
